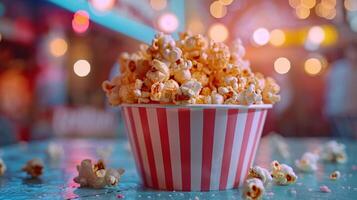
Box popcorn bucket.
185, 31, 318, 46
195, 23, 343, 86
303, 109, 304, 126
121, 104, 271, 191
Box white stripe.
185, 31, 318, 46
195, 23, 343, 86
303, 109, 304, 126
166, 108, 182, 190
146, 108, 166, 189
190, 108, 203, 191
210, 109, 228, 190
226, 109, 248, 188
250, 110, 268, 165
123, 108, 141, 177
132, 107, 152, 187
239, 110, 262, 185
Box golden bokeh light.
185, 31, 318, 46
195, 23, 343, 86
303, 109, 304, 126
150, 0, 167, 11
270, 29, 286, 46
208, 23, 229, 42
304, 58, 322, 76
295, 5, 310, 19
187, 19, 205, 34
274, 57, 291, 74
49, 38, 68, 57
302, 0, 317, 9
219, 0, 234, 5
321, 0, 336, 8
289, 0, 300, 8
210, 1, 227, 18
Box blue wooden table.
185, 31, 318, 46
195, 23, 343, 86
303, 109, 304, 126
0, 137, 356, 200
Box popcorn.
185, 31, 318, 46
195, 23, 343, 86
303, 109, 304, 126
329, 170, 341, 180
242, 178, 265, 200
0, 158, 6, 176
47, 142, 64, 160
295, 152, 319, 172
102, 32, 281, 105
319, 141, 347, 163
270, 161, 297, 185
22, 158, 44, 178
74, 159, 125, 189
320, 185, 331, 193
247, 166, 273, 185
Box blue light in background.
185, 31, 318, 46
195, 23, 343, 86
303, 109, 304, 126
0, 2, 5, 17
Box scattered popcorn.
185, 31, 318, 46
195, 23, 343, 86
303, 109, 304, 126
329, 170, 341, 180
270, 161, 297, 185
0, 158, 6, 176
242, 178, 265, 200
295, 152, 319, 172
320, 185, 331, 193
73, 159, 125, 189
247, 166, 273, 185
320, 141, 347, 163
22, 158, 44, 178
102, 32, 280, 105
46, 142, 64, 160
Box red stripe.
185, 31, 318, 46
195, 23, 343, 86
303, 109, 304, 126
138, 107, 159, 189
219, 109, 239, 190
127, 107, 148, 186
178, 108, 191, 191
156, 108, 173, 190
233, 109, 255, 187
201, 109, 216, 191
246, 110, 265, 173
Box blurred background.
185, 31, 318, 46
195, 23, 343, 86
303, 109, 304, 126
0, 0, 356, 146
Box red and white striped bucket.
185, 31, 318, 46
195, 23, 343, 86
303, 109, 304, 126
121, 104, 271, 191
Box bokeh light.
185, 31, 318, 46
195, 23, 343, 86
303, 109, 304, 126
72, 10, 90, 34
150, 0, 167, 11
253, 28, 270, 46
301, 0, 316, 9
345, 0, 357, 11
270, 29, 286, 46
90, 0, 115, 12
73, 60, 91, 77
157, 12, 179, 33
0, 33, 2, 42
304, 58, 322, 76
295, 5, 310, 19
210, 1, 227, 18
49, 38, 68, 57
307, 26, 325, 45
219, 0, 234, 6
187, 19, 205, 34
208, 23, 229, 42
274, 57, 291, 74
289, 0, 300, 8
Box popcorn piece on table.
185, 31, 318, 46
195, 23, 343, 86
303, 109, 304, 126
329, 170, 341, 180
320, 140, 347, 163
0, 158, 6, 176
247, 166, 273, 185
270, 160, 297, 185
242, 178, 265, 200
74, 159, 125, 189
320, 185, 331, 193
295, 152, 319, 172
47, 142, 64, 160
22, 158, 44, 178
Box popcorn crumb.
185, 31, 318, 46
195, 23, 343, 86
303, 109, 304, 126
270, 160, 297, 185
242, 178, 265, 200
295, 152, 319, 172
22, 158, 44, 178
47, 142, 64, 160
320, 185, 331, 193
319, 141, 347, 163
247, 166, 273, 185
73, 159, 125, 188
0, 158, 6, 176
329, 170, 341, 180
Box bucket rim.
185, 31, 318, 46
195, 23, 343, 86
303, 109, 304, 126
120, 103, 272, 109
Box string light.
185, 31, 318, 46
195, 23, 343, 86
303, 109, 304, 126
72, 10, 90, 34
270, 29, 286, 46
73, 60, 91, 77
219, 0, 234, 6
90, 0, 115, 12
208, 23, 229, 42
274, 57, 291, 74
253, 28, 270, 46
304, 58, 322, 76
210, 1, 227, 18
295, 5, 310, 19
157, 12, 179, 33
150, 0, 167, 11
49, 38, 68, 57
307, 26, 325, 45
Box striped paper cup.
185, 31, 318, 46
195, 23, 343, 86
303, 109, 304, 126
121, 104, 271, 191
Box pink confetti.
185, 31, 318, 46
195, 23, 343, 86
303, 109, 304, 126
117, 194, 124, 199
320, 185, 331, 193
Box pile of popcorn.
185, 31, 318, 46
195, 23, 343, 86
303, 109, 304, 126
102, 32, 281, 105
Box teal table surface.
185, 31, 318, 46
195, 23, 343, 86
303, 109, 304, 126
0, 137, 356, 200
